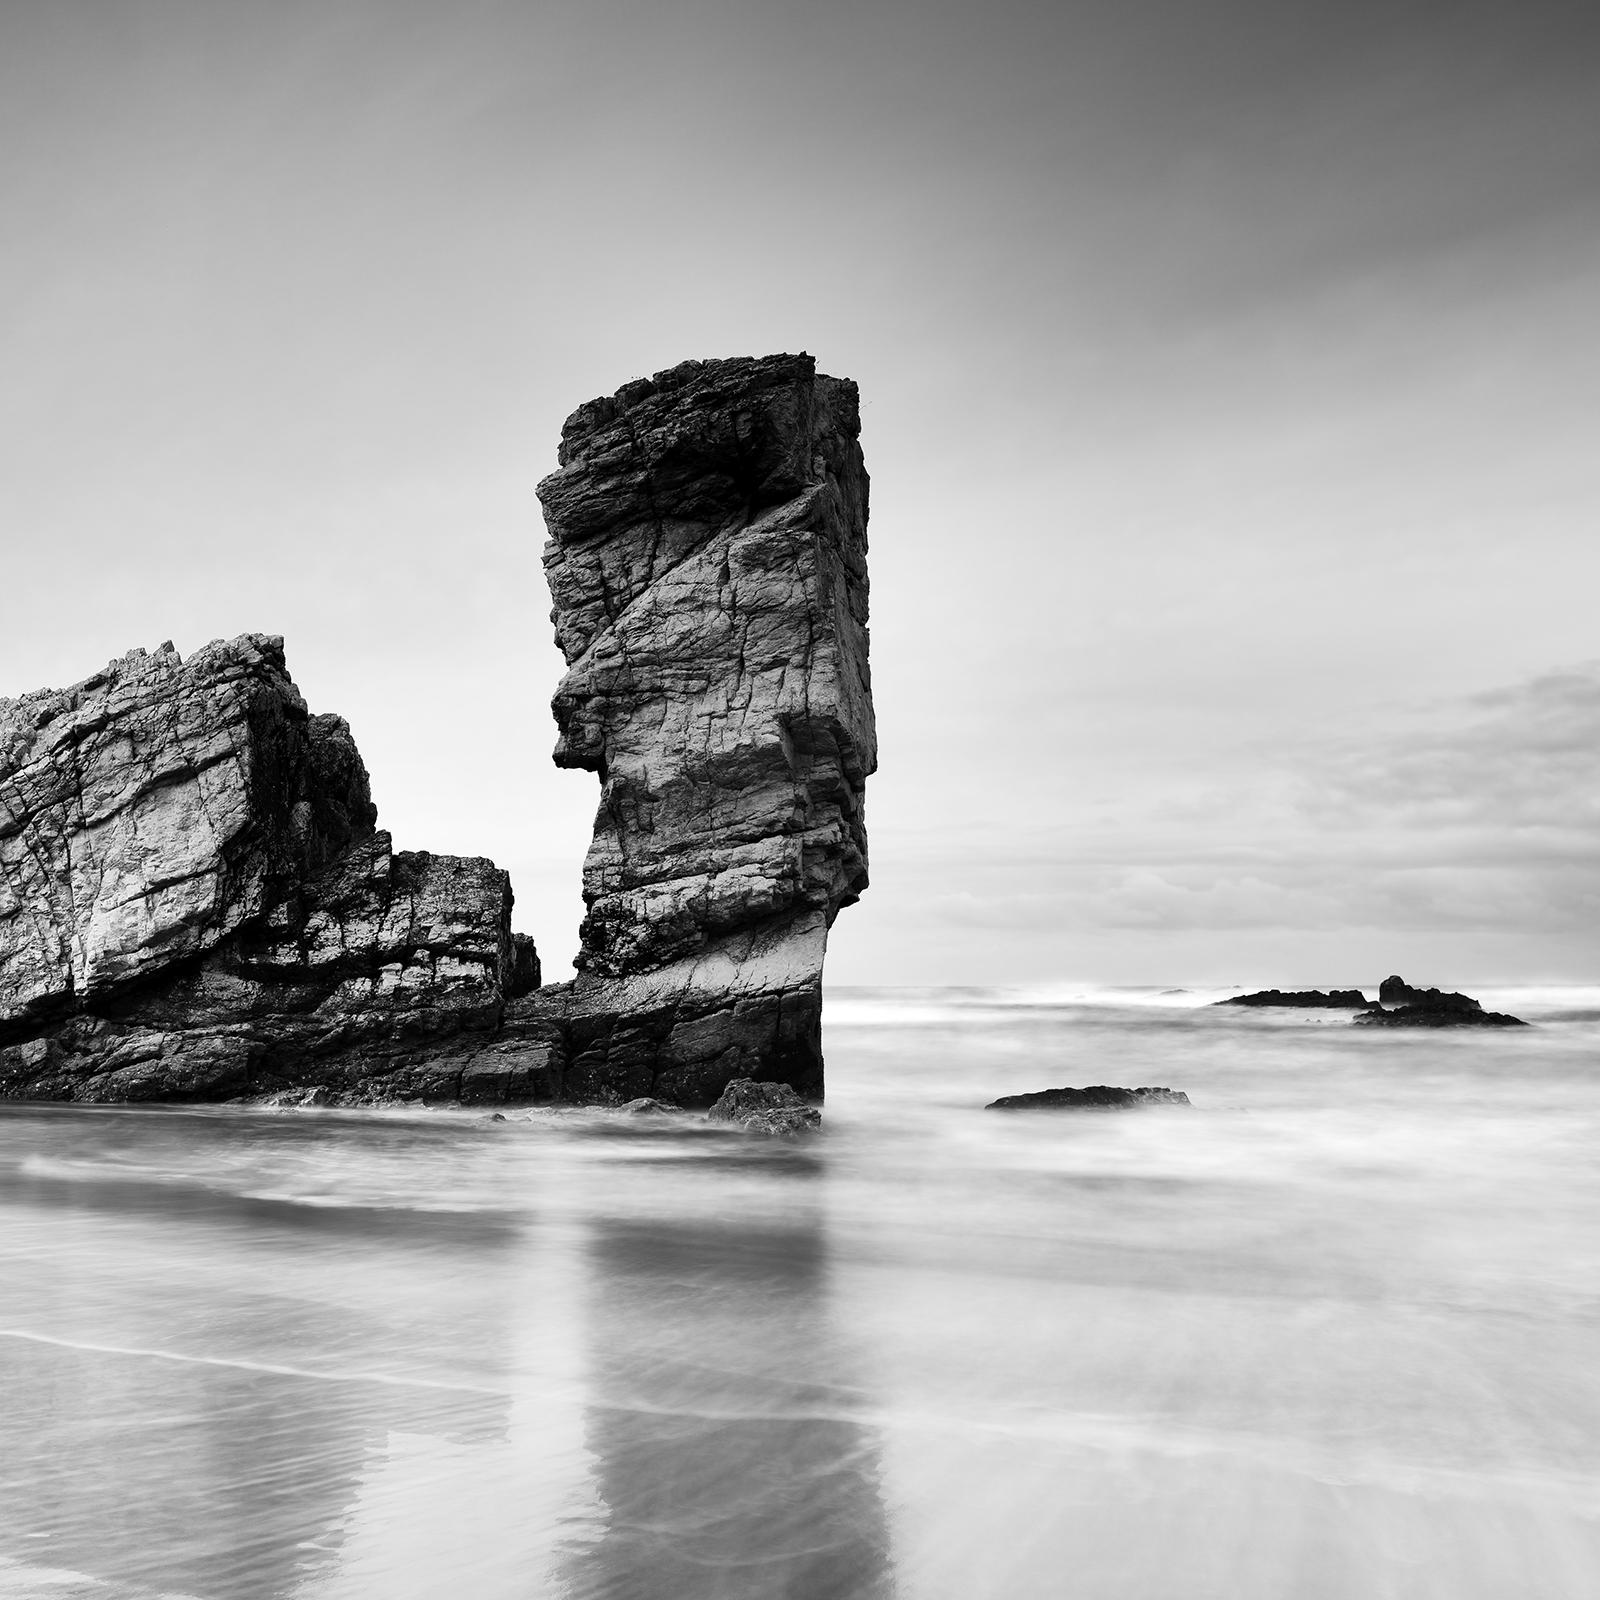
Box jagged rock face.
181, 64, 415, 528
532, 353, 874, 1101
0, 636, 534, 1102
0, 637, 373, 1029
541, 352, 874, 978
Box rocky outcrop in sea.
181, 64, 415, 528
1218, 988, 1370, 1008
1214, 975, 1528, 1028
0, 354, 873, 1108
1356, 975, 1526, 1028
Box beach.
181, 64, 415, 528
2, 985, 1597, 1599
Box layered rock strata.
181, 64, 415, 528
512, 352, 875, 1104
0, 637, 536, 1102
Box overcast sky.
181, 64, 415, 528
2, 0, 1596, 986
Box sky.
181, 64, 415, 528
1, 0, 1596, 987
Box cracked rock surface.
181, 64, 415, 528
0, 636, 535, 1102
517, 352, 875, 1105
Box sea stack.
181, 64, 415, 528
525, 353, 876, 1103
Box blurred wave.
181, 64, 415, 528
1, 987, 1597, 1597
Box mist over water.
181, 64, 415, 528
2, 988, 1597, 1599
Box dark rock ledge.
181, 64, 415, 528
1217, 989, 1370, 1009
1214, 975, 1527, 1028
0, 354, 873, 1111
986, 1086, 1191, 1110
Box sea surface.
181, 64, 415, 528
2, 985, 1598, 1599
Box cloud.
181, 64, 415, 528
887, 661, 1600, 945
1300, 663, 1600, 841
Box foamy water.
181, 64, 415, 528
2, 987, 1597, 1598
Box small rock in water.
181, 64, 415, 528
985, 1085, 1191, 1111
616, 1097, 684, 1116
706, 1078, 822, 1139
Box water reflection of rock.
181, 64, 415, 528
0, 1110, 516, 1599
566, 1202, 894, 1600
3, 1337, 508, 1599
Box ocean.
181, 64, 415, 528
2, 985, 1597, 1599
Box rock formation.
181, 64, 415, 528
510, 352, 875, 1104
985, 1086, 1191, 1110
1358, 975, 1526, 1028
1214, 977, 1528, 1029
0, 636, 535, 1102
1218, 988, 1370, 1008
0, 352, 873, 1108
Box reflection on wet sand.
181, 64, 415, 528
566, 1203, 894, 1600
2, 1337, 508, 1599
0, 1107, 517, 1600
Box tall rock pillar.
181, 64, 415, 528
535, 354, 875, 1103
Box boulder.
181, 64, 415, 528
986, 1085, 1191, 1110
707, 1076, 822, 1137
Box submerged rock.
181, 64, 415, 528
1218, 989, 1370, 1008
707, 1076, 822, 1137
986, 1086, 1191, 1110
0, 636, 535, 1103
616, 1097, 685, 1116
1357, 975, 1527, 1028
